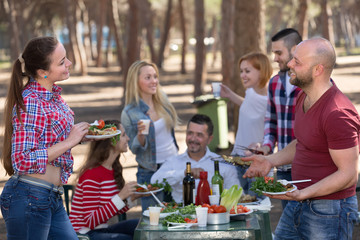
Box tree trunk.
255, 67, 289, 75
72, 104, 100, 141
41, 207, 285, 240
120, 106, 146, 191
139, 0, 157, 64
96, 0, 107, 67
157, 0, 173, 68
210, 15, 218, 68
179, 0, 187, 74
75, 1, 88, 75
194, 0, 206, 97
123, 0, 140, 101
78, 0, 92, 63
320, 0, 335, 45
105, 26, 112, 68
110, 0, 124, 69
232, 0, 265, 132
3, 0, 21, 61
297, 0, 308, 39
65, 0, 81, 72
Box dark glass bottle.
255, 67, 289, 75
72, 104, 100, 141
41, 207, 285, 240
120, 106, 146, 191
195, 171, 211, 205
211, 160, 224, 196
183, 162, 195, 205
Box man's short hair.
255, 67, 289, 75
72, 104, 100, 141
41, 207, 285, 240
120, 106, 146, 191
271, 28, 302, 52
188, 114, 213, 136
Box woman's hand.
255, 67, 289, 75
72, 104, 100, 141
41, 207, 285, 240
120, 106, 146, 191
136, 120, 146, 146
118, 181, 138, 201
220, 84, 233, 98
67, 122, 90, 147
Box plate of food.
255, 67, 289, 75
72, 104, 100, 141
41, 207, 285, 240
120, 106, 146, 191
238, 194, 264, 205
250, 176, 297, 195
163, 214, 197, 226
134, 184, 163, 195
86, 120, 121, 139
211, 155, 251, 168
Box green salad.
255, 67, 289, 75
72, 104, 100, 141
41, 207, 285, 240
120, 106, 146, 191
162, 214, 187, 226
179, 203, 197, 215
250, 177, 287, 195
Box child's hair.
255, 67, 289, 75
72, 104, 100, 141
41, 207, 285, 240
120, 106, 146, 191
78, 120, 125, 190
238, 52, 273, 89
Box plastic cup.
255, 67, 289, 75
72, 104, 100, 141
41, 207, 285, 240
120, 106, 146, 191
212, 82, 221, 97
140, 119, 151, 135
149, 207, 161, 225
196, 207, 208, 227
209, 195, 220, 206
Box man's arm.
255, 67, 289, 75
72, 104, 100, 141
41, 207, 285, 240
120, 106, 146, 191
243, 140, 297, 178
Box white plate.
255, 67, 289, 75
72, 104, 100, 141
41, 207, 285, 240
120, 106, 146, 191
134, 187, 163, 195
85, 130, 121, 139
230, 208, 253, 216
143, 210, 178, 218
261, 184, 297, 195
167, 221, 197, 226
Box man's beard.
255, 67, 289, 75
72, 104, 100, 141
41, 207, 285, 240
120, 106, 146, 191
290, 75, 313, 89
187, 140, 201, 153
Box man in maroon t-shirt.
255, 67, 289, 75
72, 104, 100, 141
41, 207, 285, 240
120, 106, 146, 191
243, 38, 359, 239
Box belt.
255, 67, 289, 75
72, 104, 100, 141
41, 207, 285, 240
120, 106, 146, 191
12, 175, 64, 195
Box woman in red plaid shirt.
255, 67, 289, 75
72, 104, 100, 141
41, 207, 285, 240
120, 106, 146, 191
0, 36, 89, 239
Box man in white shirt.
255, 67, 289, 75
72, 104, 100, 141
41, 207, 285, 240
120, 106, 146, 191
151, 114, 240, 203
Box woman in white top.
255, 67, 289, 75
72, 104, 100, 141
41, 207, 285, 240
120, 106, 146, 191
121, 60, 179, 210
220, 52, 272, 193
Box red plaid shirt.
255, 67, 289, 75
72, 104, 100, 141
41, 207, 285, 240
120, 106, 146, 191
12, 79, 74, 183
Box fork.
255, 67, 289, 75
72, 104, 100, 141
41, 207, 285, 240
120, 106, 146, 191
236, 145, 264, 155
137, 184, 165, 207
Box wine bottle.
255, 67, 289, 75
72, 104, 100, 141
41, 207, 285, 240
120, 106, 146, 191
183, 162, 195, 205
211, 160, 224, 196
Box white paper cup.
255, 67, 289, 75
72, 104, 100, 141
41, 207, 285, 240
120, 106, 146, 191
196, 207, 208, 227
209, 195, 220, 206
140, 119, 151, 135
149, 207, 161, 225
212, 82, 221, 97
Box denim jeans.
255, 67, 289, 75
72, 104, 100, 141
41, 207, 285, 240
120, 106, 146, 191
0, 176, 78, 240
136, 167, 164, 211
274, 196, 358, 240
277, 170, 292, 209
87, 219, 139, 240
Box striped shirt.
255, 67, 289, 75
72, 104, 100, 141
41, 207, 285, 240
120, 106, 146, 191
11, 79, 74, 183
69, 166, 129, 233
263, 71, 301, 171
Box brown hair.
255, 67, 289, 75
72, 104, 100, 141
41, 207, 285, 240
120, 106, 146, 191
77, 120, 125, 190
238, 52, 273, 89
2, 36, 59, 175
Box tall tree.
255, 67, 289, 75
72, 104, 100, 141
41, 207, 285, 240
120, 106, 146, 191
123, 0, 140, 101
157, 0, 174, 68
110, 0, 124, 69
139, 0, 157, 64
320, 0, 335, 45
231, 0, 265, 129
3, 0, 20, 61
178, 0, 187, 74
194, 0, 206, 97
297, 0, 309, 39
96, 0, 108, 67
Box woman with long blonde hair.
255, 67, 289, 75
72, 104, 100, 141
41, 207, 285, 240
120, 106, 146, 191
121, 60, 179, 210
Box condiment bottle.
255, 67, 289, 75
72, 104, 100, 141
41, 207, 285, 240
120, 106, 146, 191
195, 171, 211, 205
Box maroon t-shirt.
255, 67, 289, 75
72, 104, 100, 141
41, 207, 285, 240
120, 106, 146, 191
292, 83, 360, 199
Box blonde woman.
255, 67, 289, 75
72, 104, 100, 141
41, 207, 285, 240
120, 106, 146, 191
121, 60, 179, 210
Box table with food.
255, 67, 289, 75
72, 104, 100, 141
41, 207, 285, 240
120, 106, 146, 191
131, 154, 308, 239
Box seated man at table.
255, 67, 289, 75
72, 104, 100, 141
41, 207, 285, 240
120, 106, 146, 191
151, 114, 240, 203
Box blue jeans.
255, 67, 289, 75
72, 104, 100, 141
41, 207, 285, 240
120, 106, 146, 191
87, 219, 139, 240
274, 196, 358, 240
0, 176, 78, 240
277, 170, 292, 209
136, 167, 164, 211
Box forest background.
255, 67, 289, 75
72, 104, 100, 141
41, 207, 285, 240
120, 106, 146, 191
1, 0, 360, 239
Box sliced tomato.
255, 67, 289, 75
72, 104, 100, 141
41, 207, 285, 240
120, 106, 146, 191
208, 208, 215, 213
264, 176, 274, 184
111, 126, 117, 131
97, 120, 105, 129
230, 208, 236, 214
214, 205, 227, 213
201, 203, 211, 208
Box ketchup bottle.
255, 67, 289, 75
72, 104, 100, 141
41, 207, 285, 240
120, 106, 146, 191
195, 171, 211, 205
